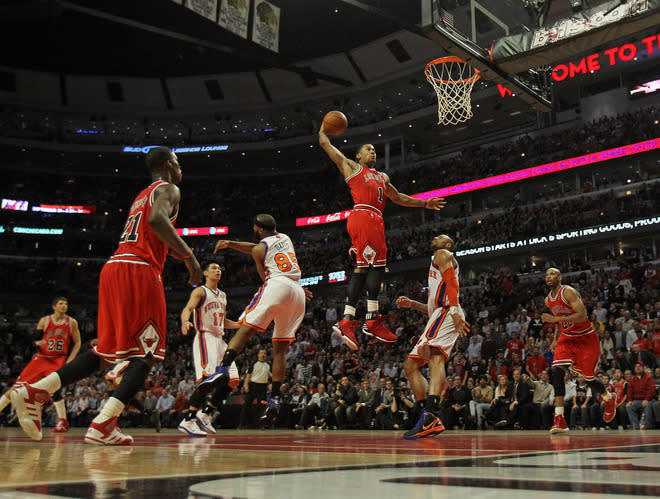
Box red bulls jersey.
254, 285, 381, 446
110, 180, 178, 272
346, 165, 387, 215
546, 285, 593, 336
38, 315, 72, 357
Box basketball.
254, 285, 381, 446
322, 110, 348, 136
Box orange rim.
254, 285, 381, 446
425, 56, 481, 85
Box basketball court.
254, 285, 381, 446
1, 428, 659, 498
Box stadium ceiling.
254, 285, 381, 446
0, 0, 420, 77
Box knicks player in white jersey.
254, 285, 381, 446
177, 261, 241, 436
213, 214, 309, 427
395, 234, 470, 440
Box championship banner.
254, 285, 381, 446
490, 0, 660, 73
218, 0, 250, 39
252, 0, 280, 52
185, 0, 218, 22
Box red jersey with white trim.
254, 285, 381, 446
111, 180, 178, 272
261, 232, 301, 281
611, 378, 626, 400
37, 315, 72, 358
427, 256, 460, 316
193, 286, 227, 337
345, 165, 387, 214
546, 285, 593, 336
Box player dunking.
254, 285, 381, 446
541, 267, 617, 434
212, 214, 309, 427
395, 235, 470, 439
319, 127, 446, 350
11, 146, 202, 444
0, 297, 81, 433
178, 262, 241, 437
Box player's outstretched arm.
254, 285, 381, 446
382, 173, 446, 210
180, 287, 205, 336
318, 126, 357, 179
214, 240, 257, 254
150, 183, 202, 285
396, 296, 428, 316
224, 318, 240, 330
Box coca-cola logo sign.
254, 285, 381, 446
296, 210, 352, 227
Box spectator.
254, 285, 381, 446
470, 375, 493, 430
355, 379, 375, 429
525, 346, 548, 380
625, 362, 656, 430
155, 387, 175, 428
570, 374, 592, 430
334, 376, 358, 429
530, 369, 554, 429
445, 375, 471, 430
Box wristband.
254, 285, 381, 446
449, 306, 459, 315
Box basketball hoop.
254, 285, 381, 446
425, 56, 481, 126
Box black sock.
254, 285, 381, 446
417, 398, 426, 409
112, 359, 150, 405
57, 350, 101, 387
221, 349, 238, 367
271, 381, 281, 398
186, 391, 205, 419
427, 395, 441, 414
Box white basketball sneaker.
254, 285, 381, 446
10, 383, 50, 441
178, 419, 208, 437
84, 417, 134, 445
195, 411, 216, 434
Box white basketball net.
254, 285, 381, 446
425, 58, 480, 126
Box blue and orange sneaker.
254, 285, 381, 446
403, 410, 445, 440
260, 397, 280, 429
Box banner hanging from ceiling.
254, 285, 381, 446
185, 0, 218, 22
252, 0, 280, 52
218, 0, 250, 39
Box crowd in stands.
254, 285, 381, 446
1, 250, 658, 431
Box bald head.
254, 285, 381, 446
431, 234, 454, 251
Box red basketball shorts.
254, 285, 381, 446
552, 330, 599, 380
346, 209, 387, 268
94, 261, 167, 363
17, 355, 67, 384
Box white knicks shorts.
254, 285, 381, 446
192, 331, 239, 387
409, 306, 465, 363
239, 277, 305, 342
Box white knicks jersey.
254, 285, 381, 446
426, 256, 460, 316
261, 232, 301, 281
193, 285, 227, 336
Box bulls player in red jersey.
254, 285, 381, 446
541, 267, 616, 434
11, 146, 202, 444
319, 127, 446, 350
0, 296, 81, 433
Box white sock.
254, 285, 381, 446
54, 399, 67, 420
92, 397, 125, 423
555, 406, 564, 416
343, 305, 356, 318
32, 373, 62, 394
0, 393, 10, 412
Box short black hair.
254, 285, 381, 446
145, 146, 173, 174
253, 213, 276, 231
52, 296, 68, 306
203, 261, 222, 272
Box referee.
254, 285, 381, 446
239, 349, 271, 428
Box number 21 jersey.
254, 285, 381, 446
111, 180, 178, 272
